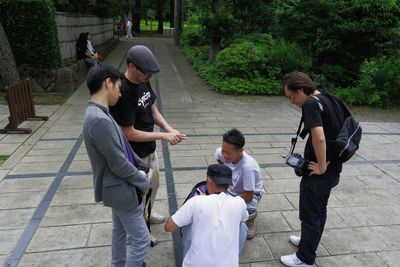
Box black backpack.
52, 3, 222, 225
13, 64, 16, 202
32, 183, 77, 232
311, 95, 362, 163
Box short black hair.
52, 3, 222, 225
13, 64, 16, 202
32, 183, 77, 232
86, 64, 123, 95
223, 128, 245, 149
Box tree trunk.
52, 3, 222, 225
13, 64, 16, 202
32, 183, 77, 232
208, 0, 221, 62
209, 39, 220, 63
174, 0, 182, 45
157, 0, 164, 33
0, 22, 20, 88
133, 0, 141, 33
170, 0, 174, 28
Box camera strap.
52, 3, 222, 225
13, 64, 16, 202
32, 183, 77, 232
290, 116, 304, 154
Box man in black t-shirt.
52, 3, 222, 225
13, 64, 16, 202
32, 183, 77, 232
111, 45, 187, 244
280, 72, 344, 267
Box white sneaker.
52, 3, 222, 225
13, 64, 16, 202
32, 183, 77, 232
290, 235, 301, 247
149, 212, 166, 224
280, 253, 313, 267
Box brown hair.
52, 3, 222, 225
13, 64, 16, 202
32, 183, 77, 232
282, 71, 317, 95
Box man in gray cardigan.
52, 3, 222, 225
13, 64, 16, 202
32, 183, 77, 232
83, 64, 151, 267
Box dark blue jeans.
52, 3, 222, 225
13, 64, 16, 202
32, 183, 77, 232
296, 175, 339, 265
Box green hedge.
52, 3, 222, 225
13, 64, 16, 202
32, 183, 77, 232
0, 0, 61, 69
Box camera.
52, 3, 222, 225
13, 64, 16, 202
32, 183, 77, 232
286, 153, 306, 177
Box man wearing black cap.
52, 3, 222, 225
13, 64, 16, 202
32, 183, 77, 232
111, 45, 187, 244
164, 164, 249, 267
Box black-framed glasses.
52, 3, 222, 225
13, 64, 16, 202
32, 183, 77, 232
134, 64, 152, 77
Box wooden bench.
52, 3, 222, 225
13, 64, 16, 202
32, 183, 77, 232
0, 80, 48, 134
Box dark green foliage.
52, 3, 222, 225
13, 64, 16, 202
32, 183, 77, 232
265, 39, 312, 79
215, 41, 267, 79
0, 0, 61, 69
180, 26, 207, 47
276, 0, 400, 86
200, 5, 235, 42
53, 0, 123, 18
181, 30, 310, 95
333, 56, 400, 106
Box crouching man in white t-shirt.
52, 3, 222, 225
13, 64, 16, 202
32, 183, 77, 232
164, 164, 249, 267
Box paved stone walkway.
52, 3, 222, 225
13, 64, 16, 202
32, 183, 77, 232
1, 37, 400, 267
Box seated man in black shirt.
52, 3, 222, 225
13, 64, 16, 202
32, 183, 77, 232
111, 45, 187, 245
280, 72, 345, 267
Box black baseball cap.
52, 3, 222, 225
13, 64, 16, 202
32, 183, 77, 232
207, 164, 233, 185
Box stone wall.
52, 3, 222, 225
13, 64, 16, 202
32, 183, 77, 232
55, 12, 114, 61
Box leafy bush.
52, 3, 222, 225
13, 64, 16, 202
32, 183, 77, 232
180, 26, 207, 47
0, 0, 61, 69
215, 42, 267, 78
266, 39, 312, 79
332, 56, 400, 106
356, 56, 400, 106
225, 33, 274, 47
210, 78, 282, 95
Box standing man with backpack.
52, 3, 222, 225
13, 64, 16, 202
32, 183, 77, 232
280, 72, 349, 267
111, 45, 187, 245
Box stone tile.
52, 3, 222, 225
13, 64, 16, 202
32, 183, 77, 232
316, 253, 388, 266
285, 192, 343, 209
0, 177, 53, 193
282, 209, 347, 231
1, 134, 29, 143
371, 225, 400, 250
27, 224, 91, 252
356, 174, 400, 189
170, 156, 208, 168
256, 212, 292, 233
51, 188, 95, 206
87, 222, 112, 247
145, 241, 175, 267
33, 140, 76, 150
251, 154, 286, 165
172, 170, 206, 184
333, 189, 399, 206
18, 246, 110, 267
264, 179, 300, 194
0, 191, 45, 210
68, 160, 92, 172
374, 163, 400, 180
0, 143, 20, 155
335, 205, 400, 227
41, 204, 111, 226
321, 227, 388, 255
26, 148, 70, 156
258, 193, 294, 212
0, 229, 23, 254
249, 261, 283, 267
266, 167, 301, 179
0, 208, 35, 230
20, 154, 68, 163
9, 162, 63, 175
0, 255, 6, 266
334, 176, 366, 190
263, 232, 328, 260
59, 175, 93, 189
240, 236, 274, 263
378, 251, 400, 267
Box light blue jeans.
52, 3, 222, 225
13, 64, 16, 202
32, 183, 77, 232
181, 222, 248, 257
227, 191, 262, 220
111, 204, 151, 267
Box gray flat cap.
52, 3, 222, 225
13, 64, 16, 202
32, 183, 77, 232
127, 45, 160, 74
